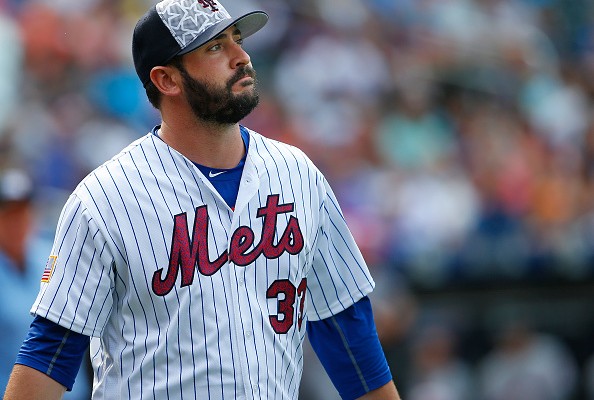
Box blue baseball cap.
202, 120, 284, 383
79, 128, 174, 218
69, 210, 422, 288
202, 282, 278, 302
0, 168, 34, 204
132, 0, 268, 87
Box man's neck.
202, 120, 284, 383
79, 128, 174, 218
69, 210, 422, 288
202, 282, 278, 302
158, 120, 245, 169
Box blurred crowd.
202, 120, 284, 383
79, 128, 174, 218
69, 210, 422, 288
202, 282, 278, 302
1, 0, 594, 399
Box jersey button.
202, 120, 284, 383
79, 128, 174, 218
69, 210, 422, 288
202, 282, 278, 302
238, 277, 245, 285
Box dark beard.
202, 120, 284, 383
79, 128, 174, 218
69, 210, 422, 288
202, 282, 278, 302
179, 65, 260, 125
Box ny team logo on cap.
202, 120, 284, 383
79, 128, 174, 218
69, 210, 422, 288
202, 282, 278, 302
198, 0, 219, 12
156, 0, 231, 50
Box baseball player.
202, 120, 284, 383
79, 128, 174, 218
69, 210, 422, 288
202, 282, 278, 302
4, 1, 401, 399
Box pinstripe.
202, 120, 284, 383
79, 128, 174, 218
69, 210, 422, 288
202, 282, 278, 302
117, 157, 173, 399
93, 171, 132, 267
235, 260, 253, 396
108, 164, 150, 395
232, 209, 257, 398
274, 141, 308, 393
247, 265, 260, 395
326, 197, 374, 289
238, 198, 258, 396
155, 140, 189, 400
82, 179, 126, 260
176, 162, 214, 398
68, 243, 97, 330
57, 224, 90, 324
258, 138, 288, 397
324, 224, 367, 300
267, 140, 305, 396
86, 246, 110, 335
35, 199, 83, 316
308, 255, 332, 318
285, 144, 310, 279
241, 203, 268, 399
102, 164, 145, 397
177, 164, 200, 400
320, 228, 354, 305
141, 139, 177, 399
317, 208, 348, 309
248, 142, 267, 381
185, 159, 239, 400
199, 186, 225, 400
251, 140, 279, 399
129, 151, 165, 400
80, 238, 106, 327
161, 144, 186, 210
52, 216, 88, 323
163, 146, 196, 400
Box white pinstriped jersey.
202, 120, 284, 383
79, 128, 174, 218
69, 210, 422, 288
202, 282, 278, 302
31, 127, 375, 400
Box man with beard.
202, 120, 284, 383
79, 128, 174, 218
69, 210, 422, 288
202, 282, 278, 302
4, 1, 400, 399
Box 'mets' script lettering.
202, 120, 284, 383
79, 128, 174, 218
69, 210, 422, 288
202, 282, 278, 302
152, 195, 304, 296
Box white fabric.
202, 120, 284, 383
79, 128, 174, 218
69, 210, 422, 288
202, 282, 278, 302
156, 0, 231, 48
32, 129, 374, 400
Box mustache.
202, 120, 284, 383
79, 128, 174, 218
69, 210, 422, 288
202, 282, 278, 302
228, 66, 257, 86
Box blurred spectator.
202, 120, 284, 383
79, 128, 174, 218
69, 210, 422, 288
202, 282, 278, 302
520, 62, 591, 151
0, 167, 38, 394
477, 320, 578, 400
373, 82, 457, 171
272, 19, 391, 167
0, 166, 92, 399
406, 322, 475, 400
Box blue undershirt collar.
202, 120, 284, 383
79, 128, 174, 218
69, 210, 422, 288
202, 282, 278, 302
151, 125, 249, 209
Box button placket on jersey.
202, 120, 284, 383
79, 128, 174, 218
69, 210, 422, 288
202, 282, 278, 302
228, 166, 263, 399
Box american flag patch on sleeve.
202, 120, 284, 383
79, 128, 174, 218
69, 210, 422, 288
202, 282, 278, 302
41, 255, 57, 283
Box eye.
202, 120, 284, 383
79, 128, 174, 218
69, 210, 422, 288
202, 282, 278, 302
235, 37, 244, 46
208, 43, 222, 51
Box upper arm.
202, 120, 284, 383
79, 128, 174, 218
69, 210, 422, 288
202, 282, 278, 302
14, 315, 90, 392
307, 177, 375, 321
31, 193, 115, 337
4, 364, 66, 400
307, 297, 394, 400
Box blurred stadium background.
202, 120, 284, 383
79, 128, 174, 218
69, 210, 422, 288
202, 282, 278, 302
0, 0, 593, 399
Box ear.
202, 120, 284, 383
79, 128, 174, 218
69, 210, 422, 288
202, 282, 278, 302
149, 66, 182, 97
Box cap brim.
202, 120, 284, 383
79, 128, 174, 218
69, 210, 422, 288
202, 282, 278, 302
178, 11, 268, 57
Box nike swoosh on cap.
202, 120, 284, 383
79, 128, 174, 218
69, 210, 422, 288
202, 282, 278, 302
209, 170, 227, 178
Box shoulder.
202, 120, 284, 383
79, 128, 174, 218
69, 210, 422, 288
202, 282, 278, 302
71, 132, 157, 202
245, 128, 322, 176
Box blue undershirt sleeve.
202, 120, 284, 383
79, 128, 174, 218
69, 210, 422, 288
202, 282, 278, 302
307, 296, 393, 400
14, 315, 90, 391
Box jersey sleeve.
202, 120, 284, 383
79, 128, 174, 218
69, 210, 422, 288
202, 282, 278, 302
307, 297, 393, 400
306, 176, 375, 321
31, 193, 116, 337
15, 316, 90, 391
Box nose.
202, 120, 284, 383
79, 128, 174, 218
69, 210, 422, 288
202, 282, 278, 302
231, 43, 251, 68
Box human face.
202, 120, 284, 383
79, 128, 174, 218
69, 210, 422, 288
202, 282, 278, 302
177, 26, 260, 124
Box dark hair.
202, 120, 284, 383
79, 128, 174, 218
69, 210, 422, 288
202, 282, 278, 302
144, 56, 185, 110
